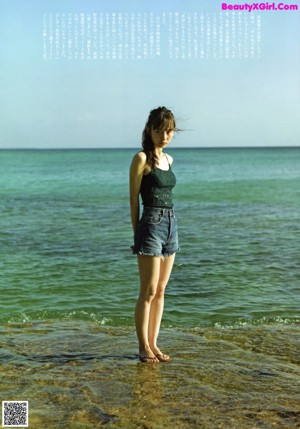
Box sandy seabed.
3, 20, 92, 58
1, 320, 300, 429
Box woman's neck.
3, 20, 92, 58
155, 149, 163, 158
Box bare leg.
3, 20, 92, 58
135, 255, 161, 362
148, 254, 175, 360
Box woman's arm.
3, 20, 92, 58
129, 152, 146, 234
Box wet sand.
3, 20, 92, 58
1, 320, 299, 428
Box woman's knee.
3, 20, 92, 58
155, 282, 167, 300
139, 284, 157, 303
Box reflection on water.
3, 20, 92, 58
0, 320, 299, 428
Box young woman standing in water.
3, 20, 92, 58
129, 107, 179, 364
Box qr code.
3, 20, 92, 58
2, 401, 28, 427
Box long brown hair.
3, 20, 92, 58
142, 107, 177, 170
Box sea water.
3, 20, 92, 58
0, 148, 299, 428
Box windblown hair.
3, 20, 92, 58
142, 106, 177, 170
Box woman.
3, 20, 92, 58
129, 106, 179, 364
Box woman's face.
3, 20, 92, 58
150, 124, 174, 150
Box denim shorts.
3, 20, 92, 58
133, 207, 179, 258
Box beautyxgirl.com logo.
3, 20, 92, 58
221, 2, 299, 11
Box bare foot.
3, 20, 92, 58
139, 356, 159, 364
139, 346, 159, 364
151, 347, 170, 362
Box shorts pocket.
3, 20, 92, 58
142, 209, 163, 225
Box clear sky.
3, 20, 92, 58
0, 0, 299, 148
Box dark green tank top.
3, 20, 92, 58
140, 156, 176, 208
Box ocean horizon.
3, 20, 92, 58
1, 145, 299, 151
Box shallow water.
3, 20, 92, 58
1, 320, 300, 429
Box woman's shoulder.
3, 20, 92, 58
131, 151, 147, 166
165, 153, 174, 165
134, 151, 147, 162
130, 151, 147, 173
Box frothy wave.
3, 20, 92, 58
3, 310, 299, 329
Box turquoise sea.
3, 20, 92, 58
1, 148, 300, 429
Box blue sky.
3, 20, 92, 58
0, 0, 299, 148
